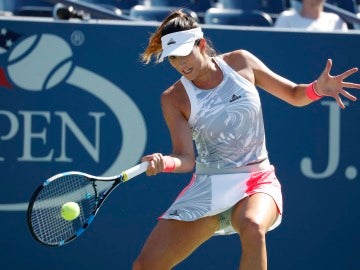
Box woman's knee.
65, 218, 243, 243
231, 194, 279, 242
234, 216, 267, 243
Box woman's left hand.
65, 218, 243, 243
315, 59, 360, 109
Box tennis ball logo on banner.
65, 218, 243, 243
0, 33, 147, 211
7, 34, 73, 91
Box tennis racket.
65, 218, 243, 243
27, 161, 149, 247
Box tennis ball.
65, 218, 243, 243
61, 202, 80, 221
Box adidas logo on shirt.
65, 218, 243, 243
230, 94, 241, 102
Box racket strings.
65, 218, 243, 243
29, 174, 97, 245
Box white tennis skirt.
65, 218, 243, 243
159, 164, 283, 235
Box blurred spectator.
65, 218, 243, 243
274, 0, 348, 31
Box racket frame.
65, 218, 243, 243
27, 162, 148, 246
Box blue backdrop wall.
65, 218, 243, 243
0, 17, 359, 269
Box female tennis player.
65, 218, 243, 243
133, 10, 360, 270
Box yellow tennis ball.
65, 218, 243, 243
61, 202, 80, 221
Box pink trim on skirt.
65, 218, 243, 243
159, 165, 282, 235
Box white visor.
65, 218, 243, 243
159, 28, 204, 62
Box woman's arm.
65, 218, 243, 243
225, 50, 360, 108
142, 82, 195, 176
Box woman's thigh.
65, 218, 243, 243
231, 193, 279, 233
135, 216, 219, 269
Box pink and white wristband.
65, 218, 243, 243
306, 81, 323, 101
163, 156, 176, 172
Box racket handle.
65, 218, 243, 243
122, 161, 149, 181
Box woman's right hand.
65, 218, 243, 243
141, 153, 167, 176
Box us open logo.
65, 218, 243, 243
0, 32, 147, 211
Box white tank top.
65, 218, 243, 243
180, 56, 269, 173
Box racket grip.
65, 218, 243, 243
122, 161, 149, 181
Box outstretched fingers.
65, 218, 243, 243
342, 81, 360, 90
319, 60, 359, 108
334, 95, 346, 109
340, 89, 357, 102
337, 67, 359, 80
322, 59, 333, 76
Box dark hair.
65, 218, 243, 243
141, 10, 217, 64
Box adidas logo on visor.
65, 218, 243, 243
167, 38, 176, 45
159, 28, 204, 62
